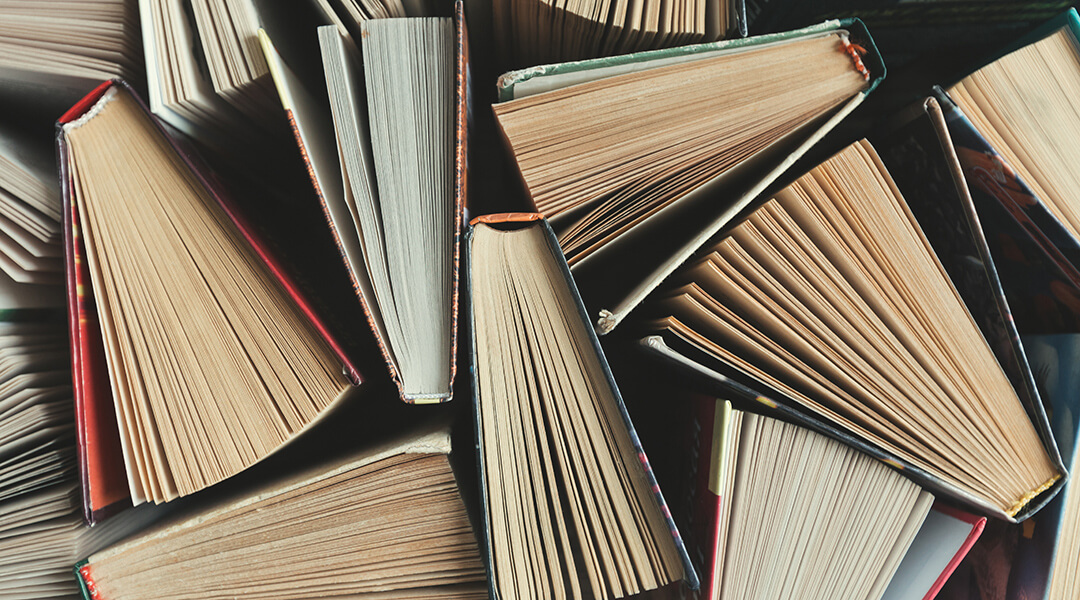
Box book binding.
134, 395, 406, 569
58, 79, 362, 520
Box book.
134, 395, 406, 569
138, 0, 281, 153
872, 88, 1080, 600
662, 395, 982, 600
682, 398, 935, 600
491, 0, 746, 67
640, 139, 1065, 521
493, 20, 884, 334
57, 80, 360, 510
466, 213, 696, 600
0, 1, 142, 109
0, 266, 161, 600
73, 424, 489, 600
941, 8, 1080, 259
261, 2, 468, 403
0, 122, 64, 286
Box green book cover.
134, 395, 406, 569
497, 18, 885, 102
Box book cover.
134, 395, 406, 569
260, 1, 468, 403
57, 79, 362, 520
880, 503, 986, 600
466, 213, 698, 599
495, 19, 884, 336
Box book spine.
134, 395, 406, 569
57, 87, 131, 525
464, 223, 500, 600
447, 0, 469, 404
281, 109, 371, 389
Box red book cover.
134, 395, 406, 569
57, 79, 362, 521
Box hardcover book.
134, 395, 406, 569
73, 425, 488, 600
467, 213, 696, 600
677, 397, 951, 600
58, 80, 360, 515
874, 89, 1080, 600
494, 19, 884, 335
260, 0, 468, 403
640, 139, 1065, 522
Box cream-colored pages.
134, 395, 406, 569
716, 410, 933, 600
82, 428, 487, 600
62, 86, 352, 504
948, 27, 1080, 244
494, 31, 870, 266
318, 18, 456, 401
650, 140, 1060, 518
471, 220, 685, 600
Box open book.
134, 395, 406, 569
74, 425, 488, 600
494, 20, 883, 334
641, 139, 1064, 521
687, 398, 936, 600
260, 2, 467, 403
467, 214, 696, 600
58, 81, 359, 511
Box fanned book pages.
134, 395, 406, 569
0, 123, 63, 286
73, 426, 489, 600
494, 20, 882, 334
261, 7, 465, 403
138, 0, 281, 152
642, 140, 1063, 521
491, 0, 744, 66
0, 0, 141, 106
945, 10, 1080, 251
310, 0, 448, 36
875, 91, 1080, 600
0, 272, 160, 600
467, 214, 695, 600
690, 399, 935, 600
57, 81, 357, 506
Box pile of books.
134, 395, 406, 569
2, 1, 1080, 599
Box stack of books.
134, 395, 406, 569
2, 1, 1080, 600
